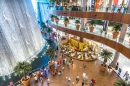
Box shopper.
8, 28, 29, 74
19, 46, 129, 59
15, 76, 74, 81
111, 5, 115, 12
117, 4, 121, 13
82, 81, 84, 86
123, 71, 129, 77
34, 74, 38, 83
118, 68, 122, 75
108, 63, 112, 71
123, 4, 128, 13
68, 77, 71, 85
115, 62, 119, 70
72, 82, 75, 86
106, 4, 109, 12
83, 61, 86, 68
76, 75, 79, 83
125, 74, 129, 81
90, 79, 95, 86
47, 78, 50, 85
9, 81, 13, 86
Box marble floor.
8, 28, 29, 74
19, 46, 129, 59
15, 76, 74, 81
29, 50, 119, 86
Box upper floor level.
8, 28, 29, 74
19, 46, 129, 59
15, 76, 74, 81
51, 10, 130, 24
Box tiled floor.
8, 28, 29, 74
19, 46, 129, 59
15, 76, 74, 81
29, 50, 119, 86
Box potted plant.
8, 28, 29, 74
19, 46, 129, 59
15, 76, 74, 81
112, 23, 121, 39
75, 19, 80, 30
89, 20, 96, 32
14, 61, 32, 86
45, 47, 55, 69
64, 17, 69, 27
50, 14, 55, 22
55, 16, 59, 24
100, 49, 113, 71
114, 79, 130, 86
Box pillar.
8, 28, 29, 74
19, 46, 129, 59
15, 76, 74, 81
112, 24, 128, 67
103, 20, 109, 35
80, 0, 87, 42
127, 0, 130, 13
80, 37, 83, 42
108, 0, 113, 12
81, 0, 87, 31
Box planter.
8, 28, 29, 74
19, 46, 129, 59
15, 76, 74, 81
55, 20, 59, 24
113, 32, 119, 39
21, 76, 30, 86
100, 64, 107, 71
89, 27, 94, 32
51, 17, 54, 22
76, 25, 80, 30
48, 61, 54, 70
64, 22, 68, 27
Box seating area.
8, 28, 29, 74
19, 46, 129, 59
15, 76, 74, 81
60, 38, 100, 61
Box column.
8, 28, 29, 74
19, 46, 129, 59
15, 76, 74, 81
81, 18, 86, 31
108, 0, 113, 12
102, 20, 109, 35
112, 24, 128, 67
127, 0, 130, 13
80, 0, 87, 42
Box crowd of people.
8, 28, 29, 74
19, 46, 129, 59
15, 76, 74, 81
53, 3, 129, 13
29, 45, 97, 86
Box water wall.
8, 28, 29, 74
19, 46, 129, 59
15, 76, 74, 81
0, 0, 44, 76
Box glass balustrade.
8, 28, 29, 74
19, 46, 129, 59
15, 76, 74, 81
48, 6, 130, 14
49, 20, 130, 49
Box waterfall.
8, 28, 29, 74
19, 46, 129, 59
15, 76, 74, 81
0, 0, 44, 76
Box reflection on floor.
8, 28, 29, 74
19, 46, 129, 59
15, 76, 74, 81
29, 51, 119, 86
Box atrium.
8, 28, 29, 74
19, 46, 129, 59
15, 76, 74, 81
0, 0, 130, 86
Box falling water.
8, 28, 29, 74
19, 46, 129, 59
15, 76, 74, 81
0, 0, 44, 76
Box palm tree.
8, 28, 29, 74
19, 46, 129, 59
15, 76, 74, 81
112, 23, 122, 32
45, 47, 55, 62
100, 49, 113, 67
114, 79, 130, 86
14, 61, 32, 80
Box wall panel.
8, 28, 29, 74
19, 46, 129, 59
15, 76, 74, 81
112, 13, 123, 22
121, 14, 130, 24
104, 13, 113, 21
89, 12, 97, 19
122, 47, 130, 59
106, 39, 116, 49
83, 12, 90, 18
71, 11, 77, 17
93, 35, 101, 42
100, 37, 108, 44
96, 12, 105, 20
114, 43, 124, 53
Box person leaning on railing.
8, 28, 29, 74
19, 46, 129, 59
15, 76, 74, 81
123, 4, 128, 13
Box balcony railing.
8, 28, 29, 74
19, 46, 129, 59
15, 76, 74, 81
48, 6, 130, 14
49, 20, 130, 49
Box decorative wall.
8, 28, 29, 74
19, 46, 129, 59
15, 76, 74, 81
37, 2, 50, 26
0, 0, 44, 76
